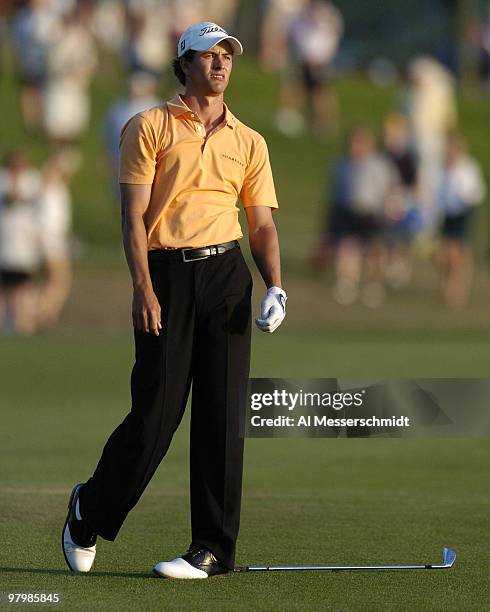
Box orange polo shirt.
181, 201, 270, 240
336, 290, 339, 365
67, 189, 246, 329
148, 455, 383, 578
119, 95, 278, 250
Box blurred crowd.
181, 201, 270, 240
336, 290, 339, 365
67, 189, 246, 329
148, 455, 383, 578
0, 0, 488, 334
0, 0, 241, 335
0, 148, 74, 334
314, 55, 486, 310
3, 0, 241, 142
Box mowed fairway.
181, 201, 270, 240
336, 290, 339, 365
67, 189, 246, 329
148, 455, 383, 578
1, 291, 489, 611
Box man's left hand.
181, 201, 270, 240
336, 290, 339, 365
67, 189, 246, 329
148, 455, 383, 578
255, 286, 287, 333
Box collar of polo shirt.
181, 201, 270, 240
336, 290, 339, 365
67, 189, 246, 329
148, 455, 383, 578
167, 95, 236, 129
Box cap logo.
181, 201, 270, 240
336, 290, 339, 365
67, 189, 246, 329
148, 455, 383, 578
180, 40, 185, 51
199, 26, 226, 37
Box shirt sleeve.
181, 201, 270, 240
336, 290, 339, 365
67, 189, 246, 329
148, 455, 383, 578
240, 136, 278, 209
119, 113, 157, 184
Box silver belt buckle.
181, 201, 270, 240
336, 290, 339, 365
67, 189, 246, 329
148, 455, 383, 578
181, 247, 210, 262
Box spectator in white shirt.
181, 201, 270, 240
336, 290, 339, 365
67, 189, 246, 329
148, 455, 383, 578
37, 150, 76, 328
275, 0, 343, 137
9, 0, 60, 133
436, 134, 486, 309
42, 3, 97, 144
0, 151, 42, 335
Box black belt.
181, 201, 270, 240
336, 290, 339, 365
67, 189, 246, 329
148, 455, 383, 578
149, 240, 239, 263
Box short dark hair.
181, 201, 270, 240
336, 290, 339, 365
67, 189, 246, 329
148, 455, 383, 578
172, 50, 197, 86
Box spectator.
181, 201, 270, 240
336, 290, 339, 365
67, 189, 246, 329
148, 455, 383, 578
37, 149, 76, 329
42, 3, 97, 145
93, 0, 126, 54
329, 127, 398, 307
275, 0, 343, 137
104, 72, 159, 199
436, 134, 486, 309
382, 112, 421, 290
259, 0, 305, 72
407, 56, 457, 232
9, 0, 60, 133
124, 0, 171, 77
0, 151, 43, 335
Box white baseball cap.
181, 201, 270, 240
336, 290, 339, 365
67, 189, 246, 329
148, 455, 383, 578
177, 21, 243, 58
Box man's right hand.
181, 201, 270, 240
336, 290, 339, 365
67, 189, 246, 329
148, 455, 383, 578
132, 286, 162, 335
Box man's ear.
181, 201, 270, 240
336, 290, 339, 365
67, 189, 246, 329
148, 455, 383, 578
180, 58, 189, 77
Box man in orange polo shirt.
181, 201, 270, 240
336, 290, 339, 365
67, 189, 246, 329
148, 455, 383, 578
62, 22, 287, 579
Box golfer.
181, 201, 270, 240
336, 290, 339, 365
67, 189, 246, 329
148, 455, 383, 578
62, 22, 286, 579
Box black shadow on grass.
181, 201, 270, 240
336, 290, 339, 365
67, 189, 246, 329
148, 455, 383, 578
0, 567, 156, 580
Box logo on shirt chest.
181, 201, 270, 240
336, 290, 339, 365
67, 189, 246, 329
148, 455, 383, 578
221, 153, 245, 168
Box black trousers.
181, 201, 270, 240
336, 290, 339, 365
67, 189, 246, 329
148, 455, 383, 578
79, 246, 252, 569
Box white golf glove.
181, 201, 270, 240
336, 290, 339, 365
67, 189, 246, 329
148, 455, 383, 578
255, 286, 287, 333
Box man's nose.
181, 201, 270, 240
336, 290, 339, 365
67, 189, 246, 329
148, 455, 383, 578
213, 56, 224, 69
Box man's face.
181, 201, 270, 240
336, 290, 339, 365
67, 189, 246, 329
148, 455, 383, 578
183, 41, 233, 94
350, 134, 372, 159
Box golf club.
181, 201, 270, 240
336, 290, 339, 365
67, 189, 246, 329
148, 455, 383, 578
234, 547, 456, 572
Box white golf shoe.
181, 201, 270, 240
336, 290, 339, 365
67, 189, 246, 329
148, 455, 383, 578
62, 483, 97, 572
153, 545, 229, 579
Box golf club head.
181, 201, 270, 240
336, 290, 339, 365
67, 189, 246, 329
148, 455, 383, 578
442, 547, 456, 568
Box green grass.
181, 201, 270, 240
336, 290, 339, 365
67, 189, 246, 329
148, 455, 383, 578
0, 335, 489, 610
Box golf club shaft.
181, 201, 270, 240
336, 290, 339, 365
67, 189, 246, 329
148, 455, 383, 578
238, 564, 438, 571
234, 547, 456, 572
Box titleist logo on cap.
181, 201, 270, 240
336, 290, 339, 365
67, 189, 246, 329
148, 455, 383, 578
200, 26, 227, 37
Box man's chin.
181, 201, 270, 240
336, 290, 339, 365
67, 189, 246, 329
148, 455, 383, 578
208, 79, 229, 93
